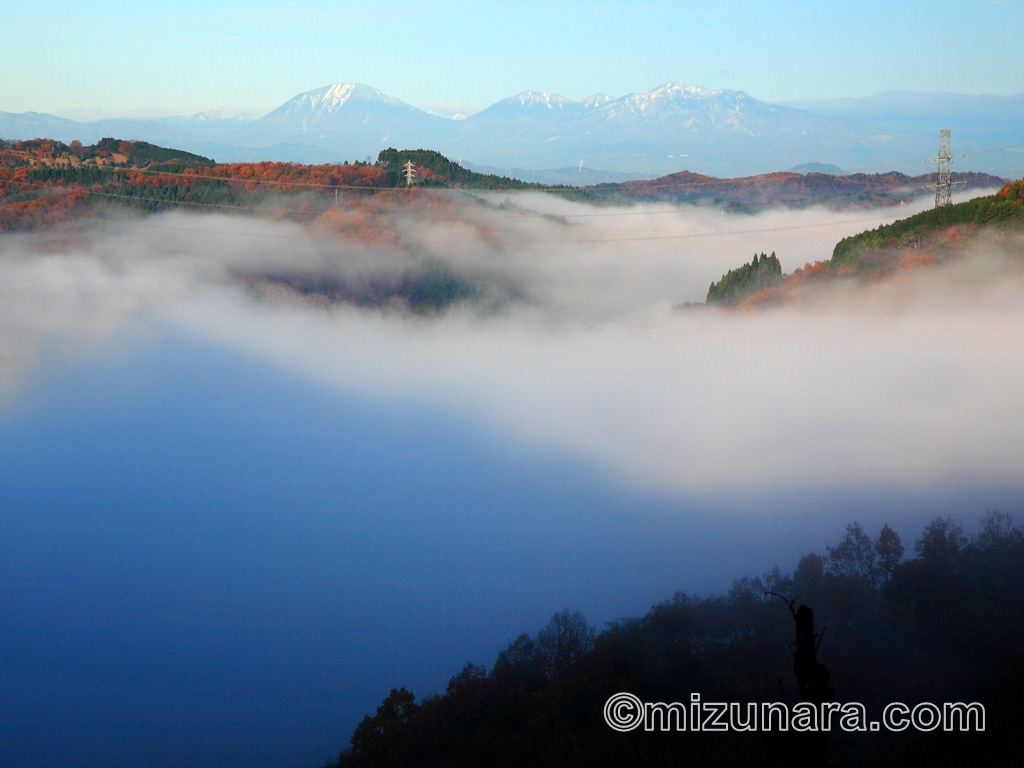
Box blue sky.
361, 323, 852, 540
4, 0, 1024, 117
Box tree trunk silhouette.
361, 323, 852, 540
763, 598, 834, 768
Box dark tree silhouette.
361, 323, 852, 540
537, 609, 596, 682
331, 513, 1024, 768
875, 524, 904, 583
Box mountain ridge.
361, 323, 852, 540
3, 82, 1022, 178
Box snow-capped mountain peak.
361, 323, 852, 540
300, 83, 404, 112
619, 83, 729, 114
655, 82, 723, 100
258, 83, 420, 128
13, 79, 908, 178
582, 94, 613, 109
512, 90, 573, 109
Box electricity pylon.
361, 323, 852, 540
402, 160, 417, 186
926, 130, 965, 207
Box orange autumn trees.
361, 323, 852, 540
173, 161, 390, 191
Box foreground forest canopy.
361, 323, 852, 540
330, 511, 1024, 768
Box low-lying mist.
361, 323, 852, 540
2, 189, 1020, 496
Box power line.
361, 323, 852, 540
0, 175, 913, 245
63, 186, 917, 234
5, 139, 1021, 199
134, 222, 337, 242
115, 213, 893, 245
0, 174, 969, 244
609, 141, 1024, 190
83, 189, 326, 215
3, 141, 1017, 232
533, 216, 892, 244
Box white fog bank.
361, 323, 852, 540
1, 191, 1019, 495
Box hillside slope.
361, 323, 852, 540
703, 179, 1024, 309
595, 170, 1006, 210
830, 178, 1024, 271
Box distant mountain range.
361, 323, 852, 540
3, 83, 1022, 179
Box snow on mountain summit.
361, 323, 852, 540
287, 83, 404, 112
654, 82, 723, 100
259, 83, 418, 129
619, 83, 731, 115
512, 90, 574, 109
582, 94, 613, 109
316, 83, 406, 109
171, 79, 878, 176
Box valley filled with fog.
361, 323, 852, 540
3, 190, 1020, 493
1, 192, 1022, 768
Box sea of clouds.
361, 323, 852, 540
2, 189, 1021, 496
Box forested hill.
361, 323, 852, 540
329, 511, 1024, 767
700, 178, 1024, 309
592, 169, 1007, 210
0, 139, 580, 313
1, 137, 214, 170
376, 148, 545, 190
706, 252, 783, 305
1, 138, 611, 233
6, 137, 1011, 231
830, 177, 1024, 271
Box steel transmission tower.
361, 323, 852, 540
402, 160, 417, 186
927, 130, 964, 207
